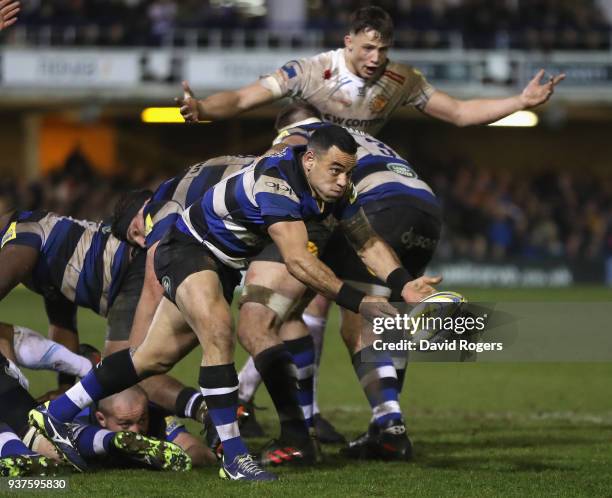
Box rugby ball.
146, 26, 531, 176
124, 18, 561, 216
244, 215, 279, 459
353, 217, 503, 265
408, 291, 467, 345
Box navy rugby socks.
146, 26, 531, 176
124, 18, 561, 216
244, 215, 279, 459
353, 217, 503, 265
199, 364, 248, 462
0, 424, 36, 457
284, 336, 316, 430
254, 345, 310, 443
48, 349, 139, 422
352, 345, 403, 426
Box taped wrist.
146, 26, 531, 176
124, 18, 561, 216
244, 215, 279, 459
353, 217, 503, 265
336, 284, 366, 313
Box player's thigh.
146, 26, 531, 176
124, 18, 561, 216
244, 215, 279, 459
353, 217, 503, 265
132, 297, 197, 376
245, 260, 306, 297
175, 269, 235, 363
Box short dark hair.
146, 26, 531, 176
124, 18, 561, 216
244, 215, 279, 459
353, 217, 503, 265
110, 189, 152, 243
275, 101, 323, 131
308, 125, 357, 157
349, 6, 394, 42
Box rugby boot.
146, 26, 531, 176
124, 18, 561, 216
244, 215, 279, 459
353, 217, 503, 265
341, 419, 412, 461
220, 453, 277, 481
237, 399, 265, 438
0, 454, 64, 477
28, 403, 87, 472
110, 431, 192, 471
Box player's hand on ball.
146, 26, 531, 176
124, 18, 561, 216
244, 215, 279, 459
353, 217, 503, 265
359, 295, 397, 323
175, 81, 200, 123
520, 69, 566, 109
401, 275, 442, 303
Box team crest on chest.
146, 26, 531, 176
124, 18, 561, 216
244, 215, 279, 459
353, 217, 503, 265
369, 94, 388, 113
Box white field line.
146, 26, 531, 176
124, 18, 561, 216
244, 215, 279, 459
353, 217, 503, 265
329, 406, 612, 425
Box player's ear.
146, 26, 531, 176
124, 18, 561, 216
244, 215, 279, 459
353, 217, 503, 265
94, 410, 106, 427
344, 34, 353, 51
303, 149, 315, 173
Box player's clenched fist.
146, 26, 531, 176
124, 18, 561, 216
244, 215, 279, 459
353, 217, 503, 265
175, 81, 201, 123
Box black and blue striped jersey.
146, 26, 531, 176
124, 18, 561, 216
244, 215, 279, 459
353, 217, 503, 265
177, 144, 360, 269
274, 119, 440, 217
0, 210, 131, 316
144, 155, 256, 248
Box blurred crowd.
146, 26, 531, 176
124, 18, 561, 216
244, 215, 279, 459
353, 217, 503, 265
314, 0, 612, 50
4, 0, 611, 50
428, 163, 612, 261
1, 149, 611, 263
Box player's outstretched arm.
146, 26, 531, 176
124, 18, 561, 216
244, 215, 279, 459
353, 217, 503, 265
0, 0, 19, 30
268, 220, 396, 319
423, 69, 565, 127
176, 80, 276, 123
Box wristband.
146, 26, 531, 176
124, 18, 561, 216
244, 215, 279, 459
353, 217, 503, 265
336, 284, 366, 313
387, 267, 413, 302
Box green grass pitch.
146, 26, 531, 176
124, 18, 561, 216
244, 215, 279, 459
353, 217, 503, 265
1, 286, 611, 496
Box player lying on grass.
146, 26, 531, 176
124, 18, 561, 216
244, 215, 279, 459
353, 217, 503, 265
68, 386, 210, 469
0, 350, 194, 474
234, 102, 441, 462
32, 126, 438, 481
0, 207, 210, 427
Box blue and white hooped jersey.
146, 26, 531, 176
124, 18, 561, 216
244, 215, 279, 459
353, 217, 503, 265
0, 211, 131, 316
274, 119, 440, 217
178, 145, 359, 268
144, 155, 256, 248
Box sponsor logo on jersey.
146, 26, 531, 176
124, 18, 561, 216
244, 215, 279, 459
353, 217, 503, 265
387, 163, 416, 178
322, 114, 385, 130
1, 222, 17, 248
369, 94, 388, 113
264, 181, 294, 196
145, 213, 154, 236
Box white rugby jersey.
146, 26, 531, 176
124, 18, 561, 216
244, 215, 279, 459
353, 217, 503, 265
260, 48, 435, 135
